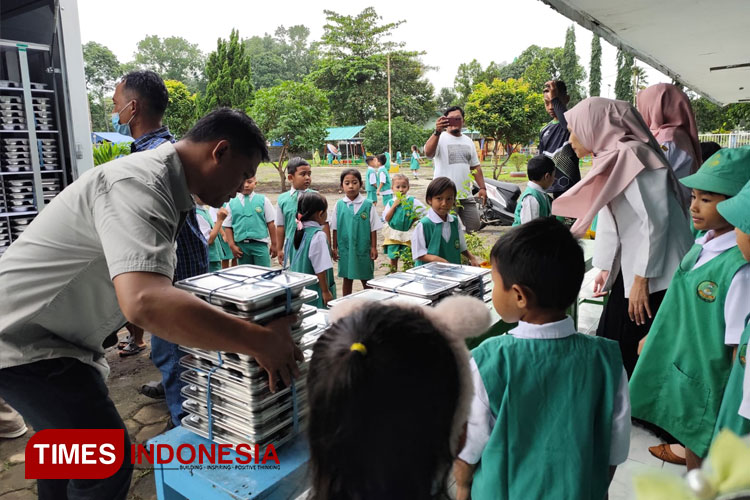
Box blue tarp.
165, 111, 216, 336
92, 132, 134, 144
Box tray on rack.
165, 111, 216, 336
368, 272, 457, 301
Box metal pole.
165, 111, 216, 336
18, 44, 46, 212
387, 53, 392, 159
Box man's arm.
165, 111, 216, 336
471, 164, 487, 205
424, 116, 449, 158
113, 271, 302, 391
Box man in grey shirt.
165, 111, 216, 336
0, 109, 301, 500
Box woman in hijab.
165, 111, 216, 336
552, 97, 693, 377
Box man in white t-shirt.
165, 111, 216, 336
424, 106, 487, 232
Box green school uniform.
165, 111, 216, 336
410, 152, 420, 171
335, 199, 375, 280
512, 185, 551, 226
365, 167, 378, 203
471, 333, 621, 500
290, 226, 336, 308
414, 216, 461, 266
228, 194, 271, 267
384, 196, 417, 260
630, 244, 747, 457
713, 320, 750, 440
377, 166, 393, 206
195, 206, 224, 271
277, 188, 315, 256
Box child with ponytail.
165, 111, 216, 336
289, 192, 337, 307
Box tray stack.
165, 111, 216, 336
174, 265, 325, 448
0, 95, 25, 132
406, 263, 491, 302
367, 272, 458, 304
327, 288, 431, 308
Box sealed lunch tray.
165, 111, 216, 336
368, 272, 457, 300
327, 288, 432, 308
175, 265, 318, 312
407, 262, 490, 286
181, 412, 303, 449
211, 289, 318, 323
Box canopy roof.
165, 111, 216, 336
325, 125, 365, 141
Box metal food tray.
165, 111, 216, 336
407, 262, 490, 286
327, 288, 432, 308
210, 289, 318, 323
0, 96, 20, 103
181, 412, 302, 449
175, 265, 318, 312
368, 272, 457, 300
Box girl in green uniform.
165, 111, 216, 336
630, 148, 750, 470
194, 199, 228, 272
331, 169, 382, 296
410, 145, 421, 179
383, 174, 425, 271
289, 192, 336, 308
215, 203, 234, 268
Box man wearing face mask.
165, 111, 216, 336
424, 106, 487, 233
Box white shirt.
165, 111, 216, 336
196, 208, 213, 241
458, 317, 631, 466
222, 192, 275, 244
662, 141, 693, 203
742, 362, 750, 420
328, 194, 383, 232
274, 187, 299, 227
431, 132, 480, 199
368, 171, 377, 189
519, 181, 546, 224
378, 171, 393, 195
593, 168, 693, 297
692, 230, 750, 346
410, 208, 467, 260
382, 197, 426, 220
295, 221, 333, 275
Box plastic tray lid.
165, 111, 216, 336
327, 288, 431, 308
406, 262, 490, 285
368, 272, 457, 299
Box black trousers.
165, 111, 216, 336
0, 358, 132, 500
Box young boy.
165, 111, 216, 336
512, 155, 555, 226
629, 148, 750, 470
195, 198, 229, 272
713, 177, 750, 441
222, 177, 277, 268
455, 217, 630, 500
365, 155, 383, 205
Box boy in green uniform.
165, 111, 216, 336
376, 157, 394, 207
512, 155, 555, 226
195, 198, 229, 272
713, 177, 750, 441
365, 155, 383, 205
454, 218, 630, 500
630, 148, 750, 470
383, 174, 426, 271
331, 169, 383, 296
223, 177, 277, 268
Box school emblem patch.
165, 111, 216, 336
697, 281, 718, 302
454, 240, 460, 250
360, 212, 368, 220
255, 207, 262, 213
740, 343, 747, 367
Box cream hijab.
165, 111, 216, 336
551, 97, 684, 236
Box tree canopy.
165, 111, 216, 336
362, 117, 431, 156
196, 29, 254, 116
163, 80, 196, 138
589, 34, 602, 97
244, 25, 317, 89
82, 42, 122, 132
133, 35, 204, 92
560, 26, 586, 104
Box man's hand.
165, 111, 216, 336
217, 207, 228, 221
230, 244, 243, 259
253, 315, 304, 392
476, 187, 487, 206
435, 116, 449, 134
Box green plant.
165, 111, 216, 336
508, 152, 529, 172
463, 232, 491, 265
92, 142, 131, 166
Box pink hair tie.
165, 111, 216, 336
296, 213, 304, 230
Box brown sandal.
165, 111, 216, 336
648, 444, 687, 465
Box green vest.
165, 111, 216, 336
289, 226, 336, 308
415, 216, 461, 266
278, 189, 315, 252
365, 167, 377, 193
713, 317, 750, 440
471, 333, 621, 500
512, 185, 551, 226
228, 194, 268, 242
630, 243, 747, 457
195, 206, 223, 264
377, 166, 391, 191
387, 196, 417, 232
335, 199, 375, 280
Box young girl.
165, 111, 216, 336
289, 192, 336, 308
195, 198, 228, 272
410, 145, 421, 179
411, 177, 480, 267
330, 169, 382, 296
377, 157, 394, 207
383, 174, 425, 271
365, 155, 384, 205
308, 296, 491, 500
212, 204, 235, 268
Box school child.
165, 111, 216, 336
396, 150, 402, 166
195, 198, 228, 272
222, 177, 277, 268
512, 155, 555, 226
365, 154, 383, 205
308, 293, 491, 500
712, 178, 750, 441
211, 204, 235, 268
411, 177, 480, 267
382, 174, 426, 271
454, 218, 631, 500
630, 148, 750, 470
377, 157, 394, 207
275, 157, 324, 266
330, 169, 382, 296
410, 145, 421, 179
289, 192, 336, 307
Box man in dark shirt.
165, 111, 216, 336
538, 80, 581, 198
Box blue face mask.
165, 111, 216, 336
111, 101, 134, 136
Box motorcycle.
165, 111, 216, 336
474, 178, 520, 227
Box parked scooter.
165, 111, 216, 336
473, 178, 520, 227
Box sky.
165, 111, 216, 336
76, 0, 671, 98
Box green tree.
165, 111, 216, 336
251, 81, 330, 191
82, 42, 121, 131
362, 117, 431, 156
163, 80, 196, 138
196, 29, 254, 116
692, 97, 728, 132
436, 87, 459, 112
499, 45, 561, 83
632, 64, 648, 94
133, 35, 204, 92
560, 26, 586, 104
454, 59, 483, 107
244, 25, 316, 89
521, 50, 562, 92
465, 78, 547, 178
308, 8, 436, 125
589, 34, 602, 97
615, 49, 634, 102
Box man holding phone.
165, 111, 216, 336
424, 106, 487, 233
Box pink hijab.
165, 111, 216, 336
636, 83, 701, 174
551, 97, 681, 236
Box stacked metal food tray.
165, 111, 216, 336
406, 262, 491, 300
367, 272, 458, 304
1, 137, 31, 173
31, 96, 54, 131
0, 94, 25, 132
9, 215, 33, 240
41, 172, 61, 203
0, 218, 8, 255
175, 265, 324, 448
327, 288, 431, 308
4, 178, 34, 212
39, 138, 59, 172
